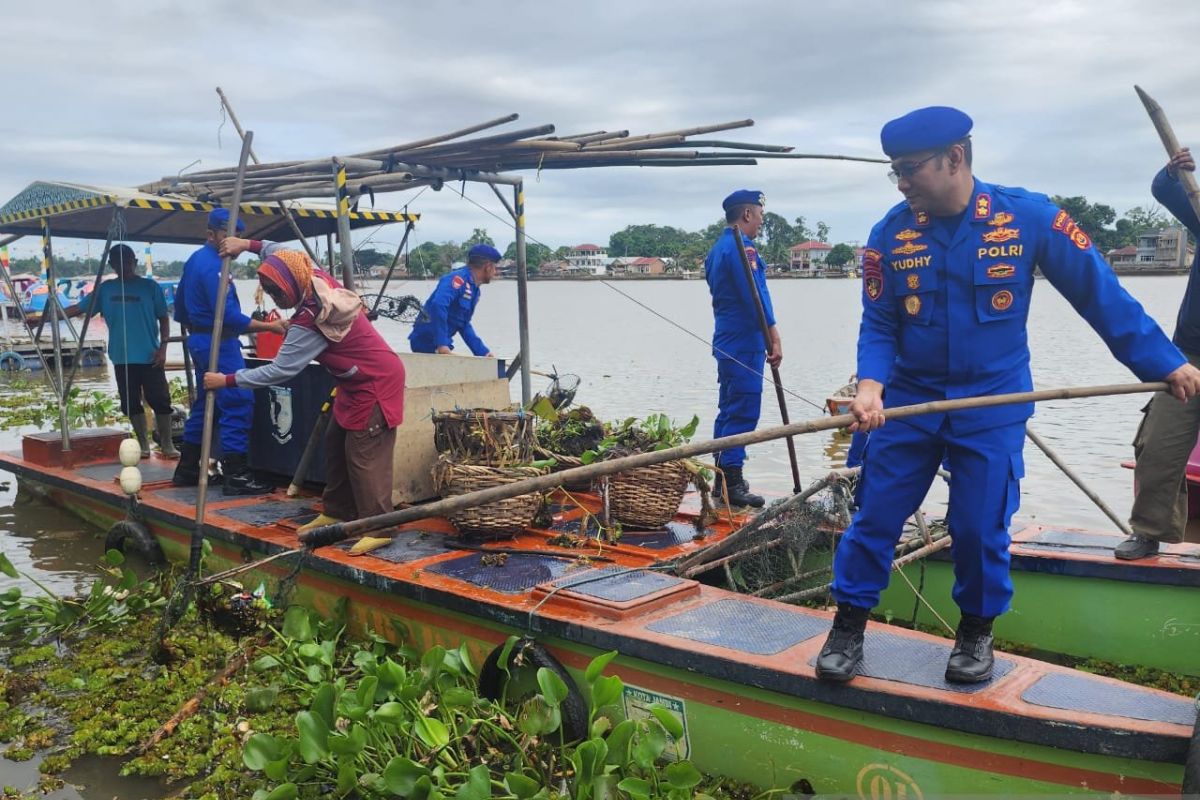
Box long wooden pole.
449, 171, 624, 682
185, 132, 254, 585
62, 210, 119, 396
1025, 427, 1134, 536
731, 224, 801, 493
300, 381, 1169, 548
215, 87, 320, 264
1135, 86, 1200, 224
41, 221, 70, 449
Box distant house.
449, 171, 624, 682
788, 241, 832, 275
538, 259, 569, 275
495, 258, 517, 278
1108, 226, 1194, 270
629, 257, 667, 275
566, 243, 608, 275
608, 256, 638, 275
1107, 245, 1138, 267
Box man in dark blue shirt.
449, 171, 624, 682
172, 208, 283, 495
704, 190, 782, 509
1119, 146, 1200, 559
409, 244, 498, 357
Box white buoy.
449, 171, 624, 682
118, 438, 142, 467
119, 466, 142, 495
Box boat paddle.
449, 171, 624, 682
299, 380, 1168, 550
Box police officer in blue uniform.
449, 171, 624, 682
815, 107, 1200, 684
172, 208, 282, 495
705, 190, 782, 509
409, 244, 498, 357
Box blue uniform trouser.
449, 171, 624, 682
182, 335, 253, 455
831, 417, 1025, 618
713, 351, 764, 469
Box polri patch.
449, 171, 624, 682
451, 275, 465, 289
991, 289, 1014, 311
905, 295, 922, 316
1051, 211, 1092, 250
746, 246, 760, 269
864, 248, 883, 302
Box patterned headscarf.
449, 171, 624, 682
257, 249, 314, 309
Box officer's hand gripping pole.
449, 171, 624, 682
731, 224, 803, 494
298, 381, 1169, 552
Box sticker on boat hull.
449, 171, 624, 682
269, 386, 294, 444
622, 685, 690, 760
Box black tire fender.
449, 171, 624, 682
104, 519, 165, 566
478, 636, 589, 743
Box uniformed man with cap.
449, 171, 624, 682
704, 190, 782, 509
409, 243, 498, 357
815, 106, 1200, 684
171, 208, 284, 495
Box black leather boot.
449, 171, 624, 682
816, 603, 869, 682
718, 466, 765, 509
220, 453, 273, 496
945, 614, 995, 683
171, 441, 202, 486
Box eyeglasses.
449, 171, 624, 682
888, 151, 942, 184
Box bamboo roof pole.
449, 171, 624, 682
614, 119, 755, 143
580, 135, 688, 151
364, 124, 558, 162
1135, 85, 1200, 224
349, 113, 521, 158
300, 381, 1171, 548
216, 88, 320, 262
40, 221, 70, 448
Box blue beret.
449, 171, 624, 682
722, 189, 766, 212
207, 207, 246, 232
468, 244, 502, 263
880, 106, 973, 158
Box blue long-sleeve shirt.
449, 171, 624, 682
174, 242, 251, 334
1152, 166, 1200, 355
704, 227, 776, 357
408, 267, 488, 356
857, 178, 1184, 434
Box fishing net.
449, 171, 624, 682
360, 294, 428, 324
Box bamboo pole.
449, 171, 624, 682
299, 381, 1169, 548
62, 211, 119, 397
215, 87, 320, 263
1135, 86, 1200, 224
185, 132, 254, 589
332, 158, 356, 291
1025, 426, 1134, 537
514, 180, 532, 405
349, 113, 521, 158
41, 221, 70, 449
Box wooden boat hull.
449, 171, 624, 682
5, 452, 1195, 798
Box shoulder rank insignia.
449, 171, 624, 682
986, 263, 1016, 279
905, 295, 922, 316
906, 274, 920, 290
982, 227, 1020, 243
895, 228, 922, 241
914, 211, 930, 228
891, 241, 929, 256
864, 248, 883, 301
991, 289, 1014, 312
989, 211, 1014, 227
974, 193, 992, 220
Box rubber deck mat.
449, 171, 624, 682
216, 499, 317, 526
548, 516, 604, 537
334, 530, 456, 563
647, 598, 828, 655
550, 567, 685, 603
620, 521, 703, 549
427, 553, 580, 594
1022, 671, 1197, 726
849, 629, 1016, 694
1021, 529, 1116, 553
150, 485, 246, 507
76, 460, 177, 484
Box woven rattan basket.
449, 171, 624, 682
534, 447, 591, 493
434, 459, 546, 539
433, 409, 534, 467
607, 460, 690, 529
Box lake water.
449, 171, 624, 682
0, 272, 1192, 796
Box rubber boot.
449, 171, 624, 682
172, 441, 202, 486
816, 603, 869, 682
220, 453, 273, 496
130, 414, 151, 458
718, 466, 765, 509
154, 413, 180, 459
945, 614, 995, 683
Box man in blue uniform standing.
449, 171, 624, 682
409, 244, 498, 357
815, 107, 1200, 684
172, 208, 282, 495
1119, 146, 1200, 560
705, 190, 782, 509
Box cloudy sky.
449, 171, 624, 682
3, 0, 1198, 261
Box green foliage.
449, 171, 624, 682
581, 414, 700, 464
1051, 195, 1173, 254
0, 380, 121, 432
502, 241, 554, 271
825, 243, 856, 268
